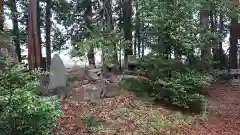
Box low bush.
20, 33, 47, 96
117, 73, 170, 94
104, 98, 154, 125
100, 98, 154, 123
121, 56, 216, 113
0, 59, 62, 135
153, 71, 209, 113
120, 75, 153, 97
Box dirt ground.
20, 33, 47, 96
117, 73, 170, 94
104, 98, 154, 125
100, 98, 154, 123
160, 85, 240, 135
54, 84, 240, 135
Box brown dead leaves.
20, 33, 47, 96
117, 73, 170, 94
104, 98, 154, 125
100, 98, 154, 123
56, 79, 240, 135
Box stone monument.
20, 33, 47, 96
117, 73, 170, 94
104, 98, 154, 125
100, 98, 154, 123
46, 54, 69, 99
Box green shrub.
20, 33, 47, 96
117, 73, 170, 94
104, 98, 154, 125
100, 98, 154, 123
121, 55, 212, 113
154, 71, 209, 113
140, 55, 189, 80
187, 94, 208, 113
0, 59, 62, 135
120, 75, 153, 97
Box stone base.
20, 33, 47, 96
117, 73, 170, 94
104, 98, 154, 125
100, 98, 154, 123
102, 83, 121, 98
82, 84, 102, 101
82, 80, 121, 100
230, 79, 240, 86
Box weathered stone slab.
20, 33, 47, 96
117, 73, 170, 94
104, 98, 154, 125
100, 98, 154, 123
83, 84, 102, 101
230, 79, 240, 86
87, 68, 102, 80
102, 83, 121, 98
128, 55, 137, 65
71, 67, 89, 81
68, 67, 101, 81
228, 69, 240, 86
127, 55, 138, 71
230, 69, 240, 75
48, 54, 68, 95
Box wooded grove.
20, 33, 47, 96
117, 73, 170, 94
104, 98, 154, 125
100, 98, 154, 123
1, 0, 240, 134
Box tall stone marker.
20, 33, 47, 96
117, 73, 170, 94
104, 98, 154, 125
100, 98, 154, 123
48, 54, 68, 95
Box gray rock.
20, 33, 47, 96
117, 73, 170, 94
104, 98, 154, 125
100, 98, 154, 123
102, 83, 121, 98
82, 84, 102, 101
46, 54, 68, 96
87, 68, 102, 80
128, 55, 138, 65
82, 80, 89, 85
48, 54, 67, 89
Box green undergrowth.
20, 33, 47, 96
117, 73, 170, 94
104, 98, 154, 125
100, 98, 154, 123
120, 76, 153, 98
120, 57, 218, 114
0, 58, 62, 135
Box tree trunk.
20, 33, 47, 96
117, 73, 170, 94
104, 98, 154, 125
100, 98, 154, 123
37, 1, 43, 69
229, 17, 238, 69
28, 0, 41, 69
45, 0, 52, 71
118, 1, 123, 69
210, 11, 218, 69
122, 0, 133, 67
0, 0, 3, 31
9, 0, 21, 62
200, 9, 211, 70
84, 0, 95, 68
135, 0, 140, 58
87, 47, 95, 67
141, 35, 144, 57
134, 32, 137, 55
103, 0, 119, 71
141, 15, 144, 57
219, 13, 224, 69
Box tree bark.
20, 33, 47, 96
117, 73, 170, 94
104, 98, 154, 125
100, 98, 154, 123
28, 0, 41, 69
103, 0, 119, 71
85, 0, 95, 67
134, 32, 137, 55
9, 0, 21, 62
135, 0, 140, 58
219, 13, 224, 69
210, 11, 218, 69
45, 0, 52, 71
122, 0, 133, 67
37, 1, 43, 69
0, 0, 3, 31
229, 18, 238, 69
229, 0, 239, 69
118, 0, 123, 69
141, 33, 144, 57
200, 9, 211, 70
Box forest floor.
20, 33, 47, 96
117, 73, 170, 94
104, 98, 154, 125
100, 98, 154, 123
54, 84, 240, 135
161, 85, 240, 135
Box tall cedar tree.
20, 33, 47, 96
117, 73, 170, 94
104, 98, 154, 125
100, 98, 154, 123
45, 0, 52, 71
200, 9, 211, 70
9, 0, 21, 62
0, 0, 3, 31
229, 0, 238, 69
103, 0, 119, 70
122, 0, 133, 67
85, 0, 95, 67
